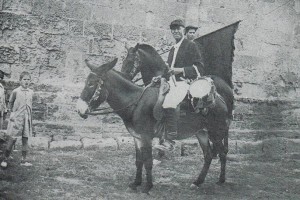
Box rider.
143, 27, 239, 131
154, 19, 204, 151
185, 25, 198, 41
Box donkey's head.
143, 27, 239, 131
121, 43, 169, 85
121, 43, 141, 80
76, 58, 118, 119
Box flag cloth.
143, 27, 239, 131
194, 21, 240, 88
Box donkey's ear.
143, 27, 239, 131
133, 43, 139, 52
85, 59, 98, 71
101, 58, 118, 73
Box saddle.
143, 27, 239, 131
152, 76, 217, 121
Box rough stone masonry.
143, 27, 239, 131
0, 0, 299, 152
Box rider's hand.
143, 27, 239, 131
151, 75, 162, 83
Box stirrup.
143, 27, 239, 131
154, 140, 175, 151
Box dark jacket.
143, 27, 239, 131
167, 39, 204, 80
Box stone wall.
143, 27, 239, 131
0, 0, 299, 145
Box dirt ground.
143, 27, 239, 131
0, 146, 299, 200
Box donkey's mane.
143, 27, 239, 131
111, 69, 141, 86
137, 44, 168, 70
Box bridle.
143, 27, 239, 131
128, 49, 141, 83
86, 72, 150, 116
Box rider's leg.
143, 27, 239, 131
154, 107, 178, 151
154, 81, 188, 151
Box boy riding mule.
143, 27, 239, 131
77, 57, 232, 193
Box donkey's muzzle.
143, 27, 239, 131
78, 112, 88, 119
76, 98, 89, 119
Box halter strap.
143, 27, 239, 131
87, 82, 151, 116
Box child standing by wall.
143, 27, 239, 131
2, 71, 34, 167
0, 70, 10, 130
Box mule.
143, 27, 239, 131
77, 58, 233, 193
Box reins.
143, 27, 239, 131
86, 82, 151, 116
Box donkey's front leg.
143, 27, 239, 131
193, 129, 213, 187
141, 146, 153, 194
128, 139, 143, 191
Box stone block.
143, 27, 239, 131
229, 140, 263, 154
19, 47, 48, 66
65, 136, 81, 141
91, 6, 118, 25
286, 139, 300, 154
81, 0, 119, 8
141, 28, 166, 45
38, 34, 62, 50
50, 140, 82, 150
0, 46, 19, 64
30, 137, 50, 150
115, 136, 134, 149
61, 36, 89, 52
33, 83, 62, 93
81, 138, 117, 150
38, 65, 61, 83
39, 16, 68, 34
117, 9, 146, 28
12, 136, 48, 150
45, 104, 74, 122
160, 2, 187, 17
0, 63, 11, 74
118, 0, 146, 10
65, 0, 92, 20
34, 121, 75, 137
64, 50, 87, 84
69, 19, 84, 36
262, 138, 288, 156
84, 22, 111, 39
207, 7, 241, 24
34, 92, 58, 104
113, 25, 141, 41
48, 50, 66, 69
52, 135, 64, 141
32, 0, 65, 17
91, 38, 115, 56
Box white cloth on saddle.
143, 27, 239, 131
162, 80, 189, 108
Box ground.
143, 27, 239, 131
0, 146, 299, 200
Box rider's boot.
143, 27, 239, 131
155, 108, 177, 151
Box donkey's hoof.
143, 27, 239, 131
142, 184, 153, 194
128, 182, 141, 191
190, 183, 199, 190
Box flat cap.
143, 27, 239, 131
185, 25, 198, 31
170, 19, 185, 29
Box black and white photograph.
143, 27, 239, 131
0, 0, 299, 199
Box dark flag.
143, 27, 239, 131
194, 21, 241, 88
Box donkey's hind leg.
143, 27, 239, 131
214, 139, 227, 184
128, 138, 144, 191
193, 129, 213, 187
141, 145, 153, 193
